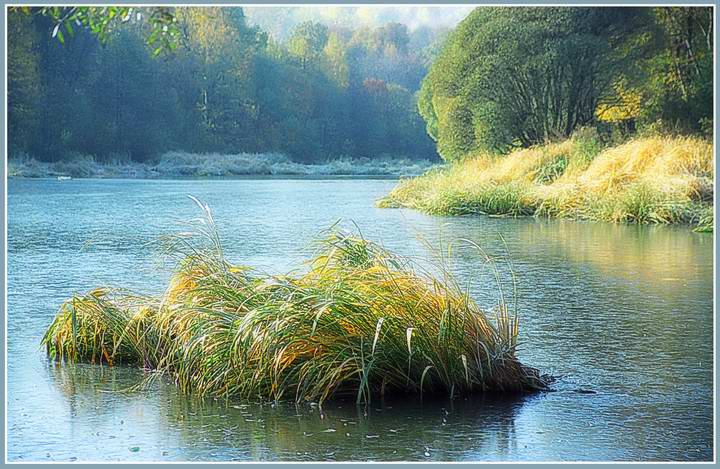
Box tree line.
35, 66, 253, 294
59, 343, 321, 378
419, 7, 713, 162
8, 7, 442, 163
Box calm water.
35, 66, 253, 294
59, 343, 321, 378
7, 178, 714, 462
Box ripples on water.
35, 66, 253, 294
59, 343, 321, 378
7, 178, 714, 461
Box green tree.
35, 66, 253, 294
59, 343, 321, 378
288, 21, 329, 69
7, 10, 41, 153
638, 7, 713, 134
419, 7, 651, 161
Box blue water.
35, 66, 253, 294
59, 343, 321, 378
7, 178, 714, 461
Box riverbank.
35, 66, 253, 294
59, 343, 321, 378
8, 151, 439, 179
378, 135, 714, 232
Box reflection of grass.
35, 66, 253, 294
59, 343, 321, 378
43, 200, 546, 405
513, 218, 712, 289
47, 361, 529, 461
378, 136, 713, 231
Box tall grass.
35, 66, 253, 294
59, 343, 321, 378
43, 199, 547, 404
378, 135, 714, 231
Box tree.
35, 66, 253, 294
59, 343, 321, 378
372, 22, 409, 55
7, 10, 41, 153
174, 7, 267, 151
637, 7, 713, 134
288, 21, 329, 69
419, 7, 651, 161
322, 31, 349, 87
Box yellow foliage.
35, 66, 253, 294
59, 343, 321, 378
176, 7, 234, 61
596, 82, 643, 122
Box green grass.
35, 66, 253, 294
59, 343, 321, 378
533, 154, 568, 184
43, 199, 548, 404
694, 205, 714, 233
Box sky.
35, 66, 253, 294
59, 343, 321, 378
243, 6, 475, 40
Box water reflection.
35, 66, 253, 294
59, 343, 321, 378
46, 363, 534, 461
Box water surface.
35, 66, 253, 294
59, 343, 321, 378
7, 178, 714, 461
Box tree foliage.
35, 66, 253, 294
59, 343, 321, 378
12, 6, 182, 55
419, 7, 712, 162
635, 7, 713, 134
7, 7, 439, 163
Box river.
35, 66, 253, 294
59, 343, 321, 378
7, 177, 714, 461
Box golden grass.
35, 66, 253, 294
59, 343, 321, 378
43, 200, 548, 404
378, 135, 714, 229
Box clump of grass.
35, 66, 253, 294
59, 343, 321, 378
600, 183, 692, 224
533, 154, 568, 184
378, 135, 713, 231
694, 205, 714, 233
43, 200, 548, 404
458, 182, 538, 216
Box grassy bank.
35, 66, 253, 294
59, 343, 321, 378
378, 135, 714, 231
42, 201, 547, 404
9, 152, 438, 179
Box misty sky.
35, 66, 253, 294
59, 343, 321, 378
243, 6, 475, 40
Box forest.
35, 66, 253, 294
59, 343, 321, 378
8, 7, 444, 165
6, 7, 713, 182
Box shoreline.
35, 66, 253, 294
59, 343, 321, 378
8, 173, 409, 181
377, 135, 714, 232
8, 152, 441, 180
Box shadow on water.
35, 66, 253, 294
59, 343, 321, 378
46, 363, 537, 461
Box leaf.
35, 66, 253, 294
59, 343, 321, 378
371, 317, 384, 355
57, 30, 65, 45
52, 23, 60, 38
406, 327, 414, 355
70, 300, 77, 351
460, 354, 469, 385
420, 365, 433, 398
